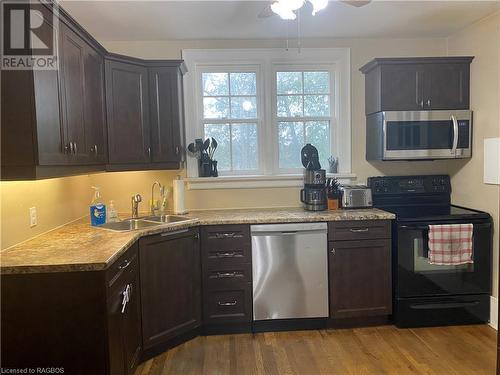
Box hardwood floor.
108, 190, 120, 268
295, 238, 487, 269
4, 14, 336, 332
135, 324, 497, 375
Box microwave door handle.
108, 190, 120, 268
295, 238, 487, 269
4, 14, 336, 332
451, 115, 459, 156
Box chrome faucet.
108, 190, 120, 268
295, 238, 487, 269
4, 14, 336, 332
131, 194, 142, 219
150, 181, 163, 215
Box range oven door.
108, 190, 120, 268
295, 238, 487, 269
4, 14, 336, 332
382, 110, 472, 160
396, 220, 491, 298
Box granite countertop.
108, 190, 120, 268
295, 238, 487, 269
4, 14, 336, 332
1, 207, 394, 274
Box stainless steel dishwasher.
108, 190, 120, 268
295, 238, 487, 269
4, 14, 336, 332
251, 222, 329, 320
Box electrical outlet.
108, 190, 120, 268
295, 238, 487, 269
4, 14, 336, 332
29, 207, 37, 227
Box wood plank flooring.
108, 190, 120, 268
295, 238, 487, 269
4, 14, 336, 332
135, 324, 497, 375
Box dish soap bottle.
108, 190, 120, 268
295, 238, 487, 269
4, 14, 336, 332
90, 186, 106, 226
107, 200, 119, 223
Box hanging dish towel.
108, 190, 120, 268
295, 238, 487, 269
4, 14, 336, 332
428, 224, 474, 265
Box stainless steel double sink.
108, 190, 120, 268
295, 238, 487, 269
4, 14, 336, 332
98, 215, 191, 232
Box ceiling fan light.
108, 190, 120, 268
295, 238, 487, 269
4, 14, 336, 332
282, 0, 305, 11
271, 1, 297, 20
309, 0, 328, 15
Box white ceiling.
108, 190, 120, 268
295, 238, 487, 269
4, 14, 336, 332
59, 1, 500, 41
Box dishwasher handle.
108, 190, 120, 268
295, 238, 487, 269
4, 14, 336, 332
251, 222, 327, 234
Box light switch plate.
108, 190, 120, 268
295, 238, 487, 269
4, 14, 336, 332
29, 207, 37, 227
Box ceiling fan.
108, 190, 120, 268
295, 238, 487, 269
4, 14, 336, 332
258, 0, 371, 20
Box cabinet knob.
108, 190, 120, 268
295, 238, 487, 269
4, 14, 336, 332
64, 143, 71, 154
331, 248, 336, 255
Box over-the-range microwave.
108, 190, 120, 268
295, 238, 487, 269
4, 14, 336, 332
366, 110, 472, 161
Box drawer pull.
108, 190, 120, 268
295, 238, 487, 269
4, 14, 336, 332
218, 301, 237, 306
216, 252, 239, 258
118, 259, 131, 270
217, 272, 238, 278
213, 232, 243, 239
349, 228, 369, 233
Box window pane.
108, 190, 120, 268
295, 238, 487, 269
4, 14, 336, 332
204, 124, 230, 171
232, 123, 258, 170
230, 73, 256, 95
304, 95, 330, 117
277, 95, 303, 117
278, 122, 304, 169
277, 71, 302, 94
305, 121, 330, 169
231, 97, 257, 119
202, 73, 228, 96
304, 72, 329, 94
203, 97, 229, 119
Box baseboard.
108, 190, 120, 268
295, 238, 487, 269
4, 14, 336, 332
490, 295, 498, 330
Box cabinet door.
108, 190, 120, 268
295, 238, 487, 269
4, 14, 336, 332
380, 64, 424, 111
149, 67, 183, 164
329, 239, 392, 319
105, 60, 151, 165
424, 64, 470, 110
107, 278, 126, 375
139, 229, 201, 350
83, 46, 107, 164
59, 23, 87, 164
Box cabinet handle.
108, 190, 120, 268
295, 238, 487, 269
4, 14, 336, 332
160, 229, 189, 237
216, 252, 238, 258
349, 228, 369, 233
331, 248, 336, 255
217, 272, 237, 278
118, 259, 131, 270
218, 301, 237, 306
426, 99, 431, 108
175, 146, 180, 155
90, 144, 98, 155
64, 143, 71, 154
419, 100, 424, 109
214, 232, 241, 239
147, 147, 151, 159
73, 142, 78, 154
194, 233, 200, 240
121, 284, 131, 314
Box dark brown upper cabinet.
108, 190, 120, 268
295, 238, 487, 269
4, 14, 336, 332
1, 2, 108, 180
139, 228, 201, 358
360, 57, 473, 115
105, 55, 186, 172
105, 58, 151, 166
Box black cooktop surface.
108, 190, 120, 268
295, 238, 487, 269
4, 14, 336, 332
380, 204, 490, 222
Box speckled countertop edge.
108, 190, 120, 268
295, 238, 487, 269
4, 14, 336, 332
1, 208, 394, 274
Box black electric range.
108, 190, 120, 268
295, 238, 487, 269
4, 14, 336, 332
367, 175, 492, 328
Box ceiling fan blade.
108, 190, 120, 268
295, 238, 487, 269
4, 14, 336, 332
341, 0, 371, 7
258, 4, 276, 18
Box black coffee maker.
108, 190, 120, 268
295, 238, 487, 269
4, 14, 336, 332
300, 144, 327, 211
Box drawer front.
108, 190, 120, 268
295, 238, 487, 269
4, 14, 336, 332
328, 220, 391, 241
201, 225, 251, 266
204, 284, 252, 324
106, 242, 139, 288
204, 263, 252, 290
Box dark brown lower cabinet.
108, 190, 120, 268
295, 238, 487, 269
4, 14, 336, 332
139, 228, 201, 356
329, 239, 392, 320
0, 243, 140, 375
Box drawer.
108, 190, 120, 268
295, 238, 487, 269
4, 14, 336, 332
106, 242, 138, 288
203, 284, 252, 324
328, 220, 391, 241
201, 225, 251, 249
204, 263, 252, 290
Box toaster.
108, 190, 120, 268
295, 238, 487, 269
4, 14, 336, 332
339, 185, 373, 209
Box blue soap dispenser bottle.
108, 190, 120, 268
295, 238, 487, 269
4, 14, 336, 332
90, 186, 106, 226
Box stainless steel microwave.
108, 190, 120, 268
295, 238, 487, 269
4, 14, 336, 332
366, 110, 472, 161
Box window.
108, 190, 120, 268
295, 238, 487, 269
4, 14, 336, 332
183, 49, 351, 184
201, 70, 260, 174
275, 70, 331, 171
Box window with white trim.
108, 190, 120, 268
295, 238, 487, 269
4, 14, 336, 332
275, 69, 332, 172
183, 49, 351, 182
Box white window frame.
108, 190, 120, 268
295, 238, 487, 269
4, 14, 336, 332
182, 48, 352, 188
198, 65, 263, 176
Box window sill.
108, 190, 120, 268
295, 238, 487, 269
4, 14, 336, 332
185, 173, 357, 190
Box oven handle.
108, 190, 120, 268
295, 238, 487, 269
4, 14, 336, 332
399, 223, 490, 231
410, 301, 479, 310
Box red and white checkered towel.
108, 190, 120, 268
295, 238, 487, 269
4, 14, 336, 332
428, 224, 474, 265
